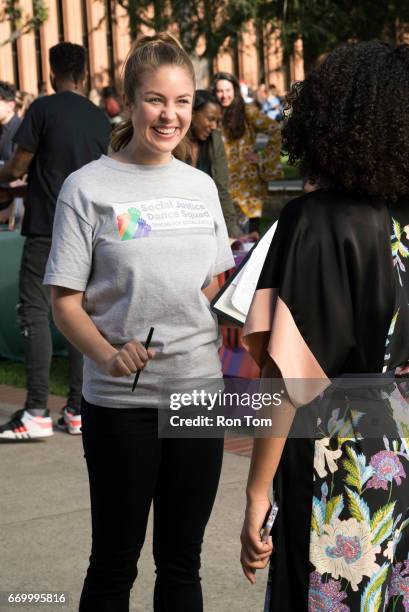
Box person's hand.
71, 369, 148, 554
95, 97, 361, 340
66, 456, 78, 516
244, 151, 259, 164
104, 340, 155, 377
240, 495, 273, 584
9, 177, 27, 188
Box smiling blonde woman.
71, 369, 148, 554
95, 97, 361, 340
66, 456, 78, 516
44, 33, 234, 612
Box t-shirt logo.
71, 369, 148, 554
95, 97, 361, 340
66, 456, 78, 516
112, 197, 213, 239
116, 207, 152, 240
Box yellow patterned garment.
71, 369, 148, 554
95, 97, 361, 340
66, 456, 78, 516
221, 104, 283, 218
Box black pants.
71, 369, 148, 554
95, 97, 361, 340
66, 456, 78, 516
18, 236, 83, 412
79, 399, 224, 612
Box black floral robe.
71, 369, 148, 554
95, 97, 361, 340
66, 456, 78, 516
243, 191, 409, 611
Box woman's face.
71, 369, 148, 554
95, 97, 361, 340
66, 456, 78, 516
214, 79, 235, 108
129, 65, 194, 163
191, 102, 222, 141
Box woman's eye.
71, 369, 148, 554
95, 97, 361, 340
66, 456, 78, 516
147, 97, 162, 104
177, 99, 190, 105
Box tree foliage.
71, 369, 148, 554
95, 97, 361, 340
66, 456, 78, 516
259, 0, 409, 71
1, 0, 48, 46
117, 0, 262, 72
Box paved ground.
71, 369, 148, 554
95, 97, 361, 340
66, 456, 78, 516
0, 386, 266, 612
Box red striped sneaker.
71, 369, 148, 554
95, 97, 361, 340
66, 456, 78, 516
0, 409, 54, 440
56, 406, 82, 435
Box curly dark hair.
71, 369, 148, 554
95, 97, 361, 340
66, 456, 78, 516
283, 41, 409, 200
211, 72, 246, 140
49, 42, 86, 83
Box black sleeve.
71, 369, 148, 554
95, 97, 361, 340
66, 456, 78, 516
13, 99, 44, 153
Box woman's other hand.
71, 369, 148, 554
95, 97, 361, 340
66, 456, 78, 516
240, 495, 273, 584
105, 341, 155, 377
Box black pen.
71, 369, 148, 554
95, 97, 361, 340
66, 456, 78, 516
132, 327, 154, 392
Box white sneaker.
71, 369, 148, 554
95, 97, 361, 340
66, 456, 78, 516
0, 409, 54, 440
56, 407, 82, 435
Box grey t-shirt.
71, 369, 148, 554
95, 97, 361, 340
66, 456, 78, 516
44, 155, 234, 407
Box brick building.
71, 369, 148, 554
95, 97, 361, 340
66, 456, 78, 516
0, 0, 304, 96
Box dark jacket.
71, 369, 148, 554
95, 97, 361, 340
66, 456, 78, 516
196, 129, 241, 237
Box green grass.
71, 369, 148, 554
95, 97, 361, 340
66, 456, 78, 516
0, 357, 69, 397
281, 154, 300, 180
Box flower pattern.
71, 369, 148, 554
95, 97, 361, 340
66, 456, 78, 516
314, 437, 343, 478
308, 571, 349, 611
311, 518, 381, 591
221, 104, 282, 219
366, 451, 406, 490
305, 216, 409, 610
263, 203, 409, 611
389, 561, 409, 611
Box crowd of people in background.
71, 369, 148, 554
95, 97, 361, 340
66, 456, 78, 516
0, 34, 409, 612
0, 44, 286, 444
0, 69, 285, 236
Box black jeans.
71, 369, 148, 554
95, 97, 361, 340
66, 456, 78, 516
18, 236, 83, 412
79, 399, 224, 612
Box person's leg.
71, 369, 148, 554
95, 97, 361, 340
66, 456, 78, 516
58, 342, 83, 434
152, 437, 224, 612
79, 400, 161, 612
18, 236, 53, 414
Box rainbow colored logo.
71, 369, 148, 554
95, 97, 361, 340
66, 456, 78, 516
116, 207, 152, 240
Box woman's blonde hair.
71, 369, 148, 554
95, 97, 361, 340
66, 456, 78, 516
111, 32, 195, 161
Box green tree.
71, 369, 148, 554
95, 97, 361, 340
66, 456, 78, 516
172, 0, 262, 75
117, 0, 262, 76
1, 0, 48, 46
116, 0, 171, 40
260, 0, 409, 72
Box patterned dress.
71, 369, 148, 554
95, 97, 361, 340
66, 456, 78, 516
243, 190, 409, 611
221, 104, 283, 219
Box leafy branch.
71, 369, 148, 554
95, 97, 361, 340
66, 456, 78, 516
0, 0, 49, 47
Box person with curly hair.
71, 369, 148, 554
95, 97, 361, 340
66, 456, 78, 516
212, 72, 283, 233
240, 42, 409, 610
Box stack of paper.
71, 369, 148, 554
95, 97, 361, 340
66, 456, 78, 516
211, 221, 278, 325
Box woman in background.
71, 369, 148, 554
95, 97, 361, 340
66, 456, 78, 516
212, 72, 283, 233
188, 89, 242, 238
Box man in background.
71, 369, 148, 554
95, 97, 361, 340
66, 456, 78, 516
0, 42, 111, 440
0, 81, 22, 224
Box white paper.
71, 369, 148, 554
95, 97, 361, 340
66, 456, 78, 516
231, 221, 277, 315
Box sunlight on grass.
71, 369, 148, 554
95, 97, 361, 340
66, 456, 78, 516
0, 357, 69, 397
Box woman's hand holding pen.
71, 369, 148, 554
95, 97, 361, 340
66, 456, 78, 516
240, 495, 273, 584
105, 340, 155, 377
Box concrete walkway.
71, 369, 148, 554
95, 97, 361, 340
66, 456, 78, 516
0, 386, 267, 612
